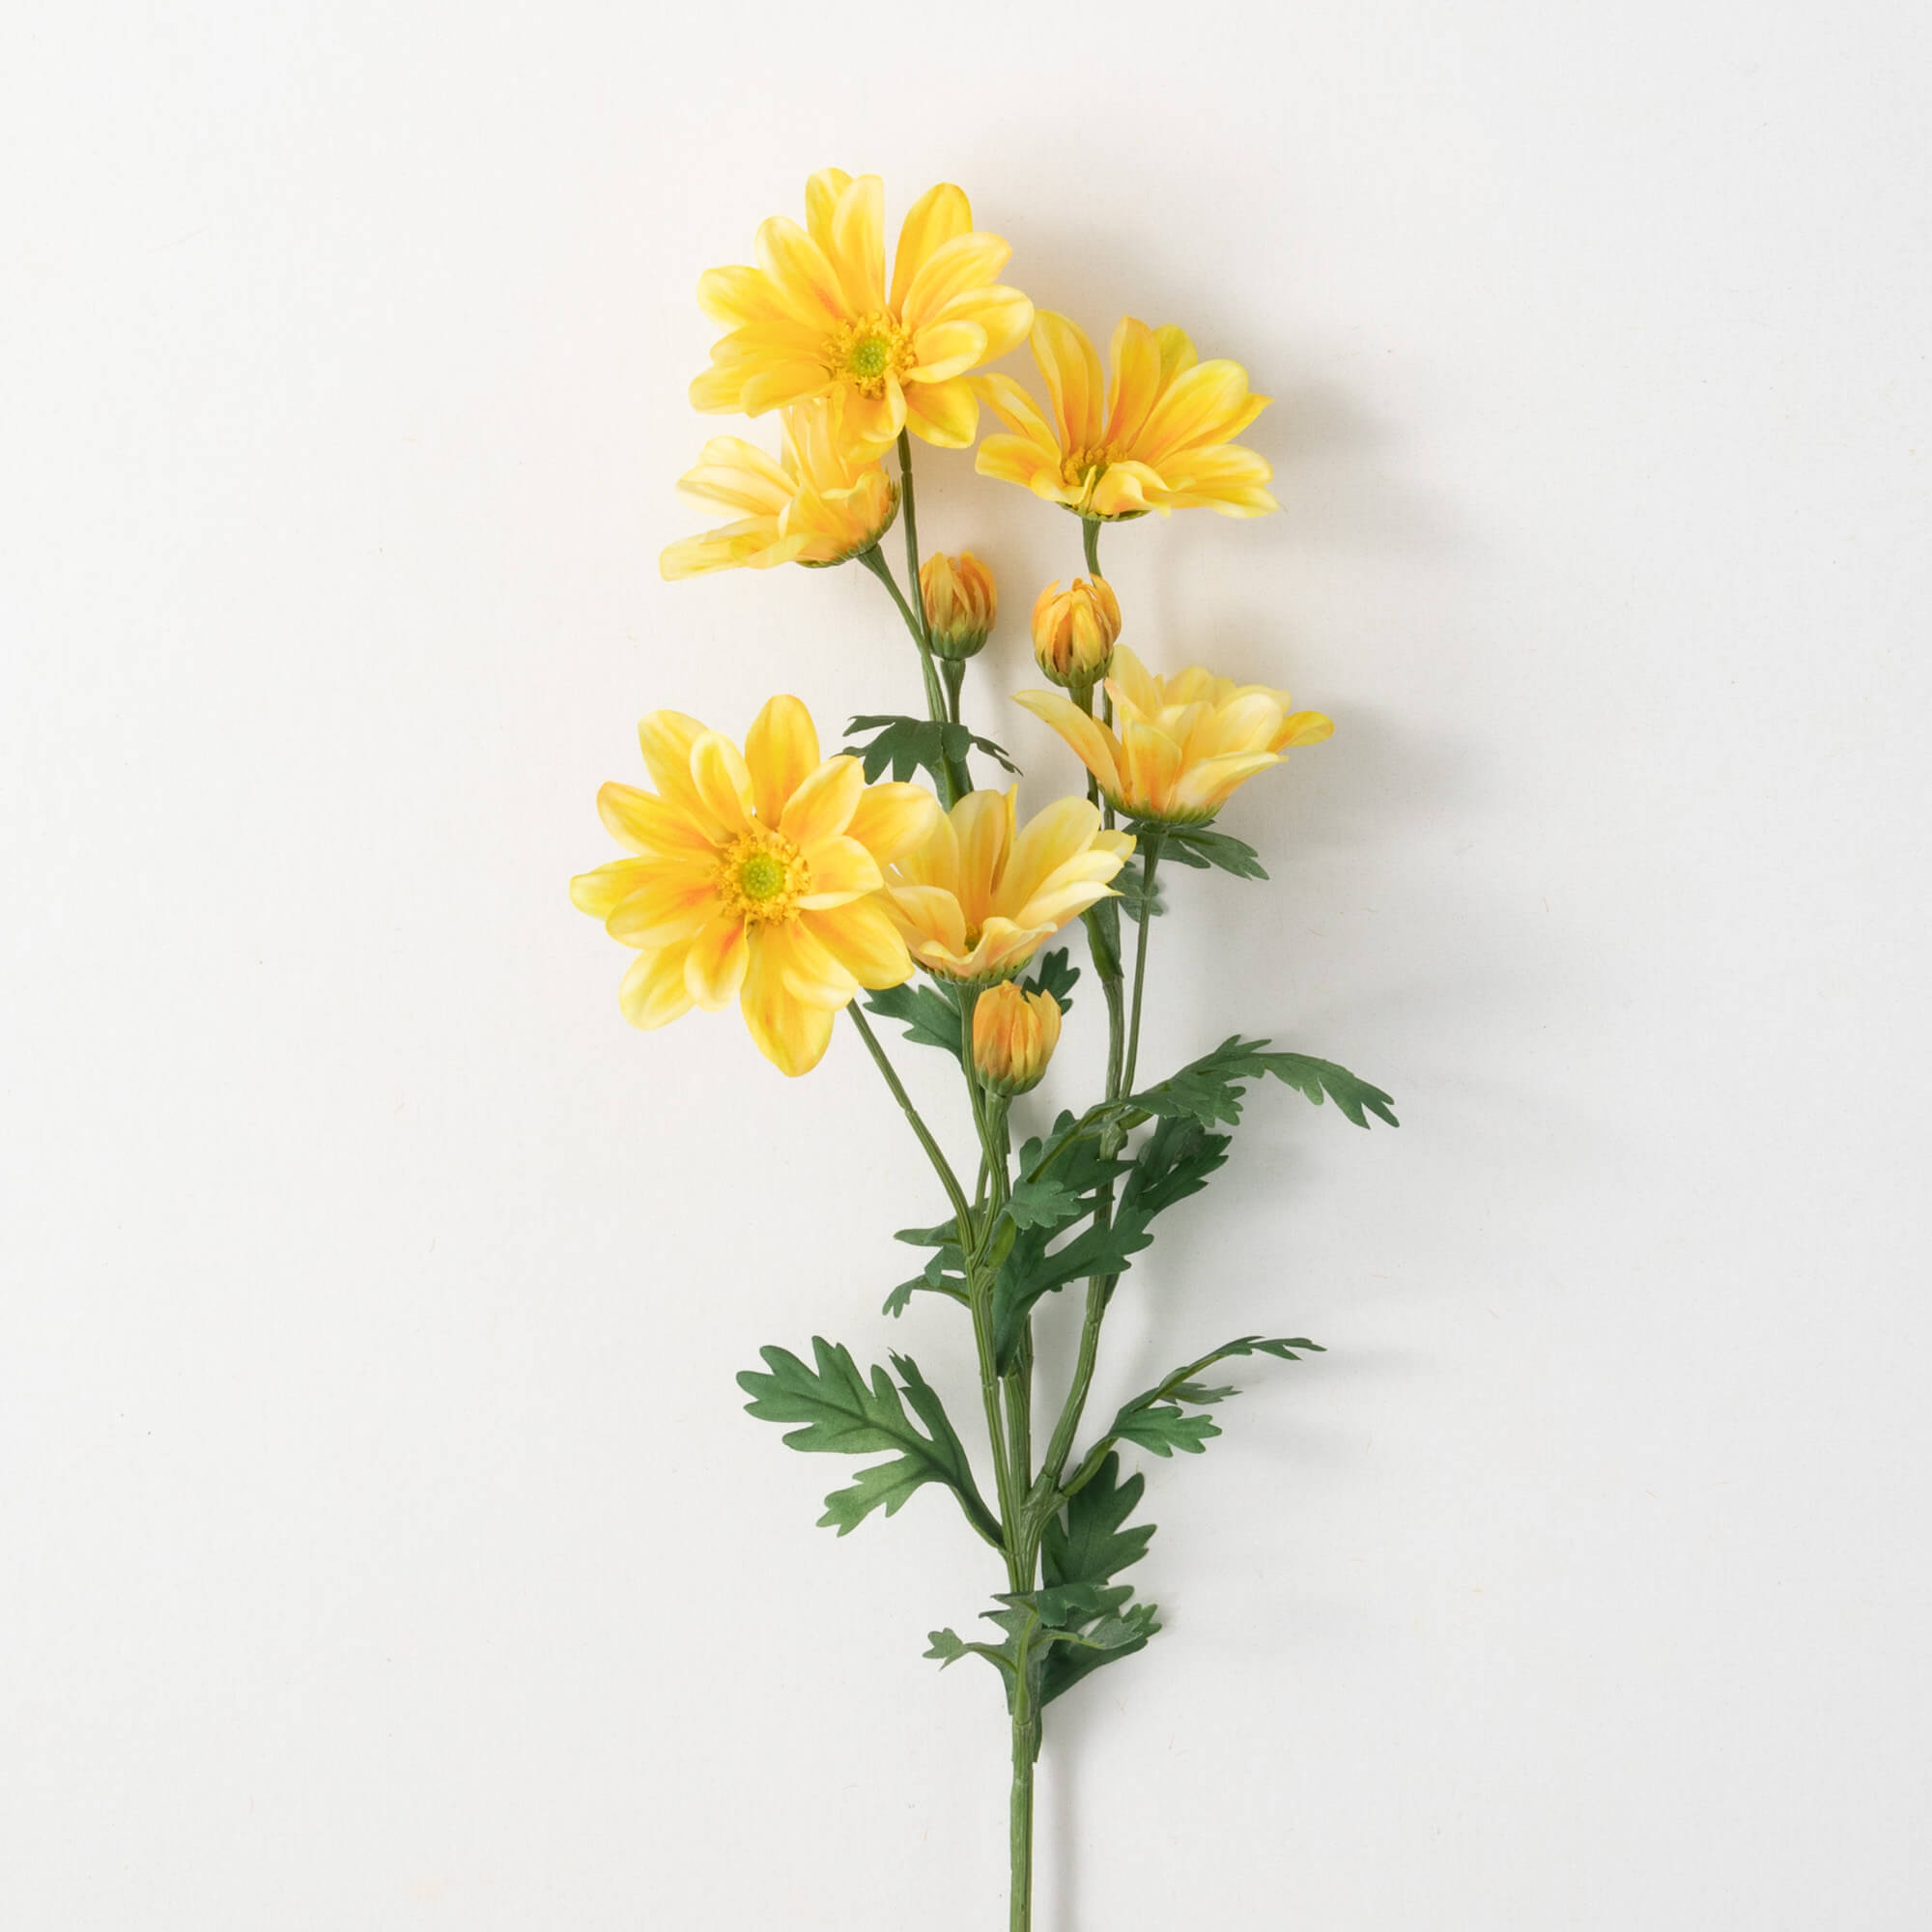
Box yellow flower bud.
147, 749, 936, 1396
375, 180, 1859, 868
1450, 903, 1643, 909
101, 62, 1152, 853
972, 982, 1063, 1096
920, 552, 997, 661
1031, 577, 1121, 691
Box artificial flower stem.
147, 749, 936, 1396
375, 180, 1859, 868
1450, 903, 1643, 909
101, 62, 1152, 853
855, 546, 958, 804
1120, 832, 1164, 1099
1082, 514, 1102, 579
1009, 1652, 1038, 1932
845, 1004, 972, 1237
896, 429, 975, 801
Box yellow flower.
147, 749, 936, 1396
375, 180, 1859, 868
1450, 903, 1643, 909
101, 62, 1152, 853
1031, 576, 1121, 690
1013, 645, 1331, 826
972, 981, 1063, 1096
659, 399, 898, 580
977, 313, 1278, 520
920, 552, 997, 660
885, 788, 1135, 983
691, 168, 1033, 452
570, 696, 941, 1076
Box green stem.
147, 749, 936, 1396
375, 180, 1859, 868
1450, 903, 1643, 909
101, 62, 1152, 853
1120, 832, 1163, 1099
845, 1004, 971, 1235
856, 545, 957, 805
1082, 514, 1102, 579
1009, 1662, 1037, 1932
895, 431, 973, 802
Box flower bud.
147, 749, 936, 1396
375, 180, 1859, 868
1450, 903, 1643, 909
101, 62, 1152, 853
972, 982, 1063, 1096
920, 552, 997, 660
1031, 577, 1121, 691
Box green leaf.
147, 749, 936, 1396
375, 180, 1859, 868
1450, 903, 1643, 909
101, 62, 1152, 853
1114, 864, 1169, 923
1100, 1333, 1325, 1465
1116, 1115, 1230, 1222
1145, 824, 1269, 880
737, 1339, 994, 1538
991, 1212, 1154, 1366
1131, 1035, 1399, 1130
845, 714, 1021, 786
923, 1628, 970, 1666
1114, 1404, 1223, 1457
1042, 1452, 1155, 1593
862, 981, 962, 1055
1019, 946, 1080, 1015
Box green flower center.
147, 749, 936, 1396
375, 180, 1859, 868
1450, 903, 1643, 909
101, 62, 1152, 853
737, 851, 787, 901
848, 334, 891, 380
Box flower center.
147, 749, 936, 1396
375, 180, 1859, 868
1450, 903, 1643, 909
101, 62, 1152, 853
1060, 443, 1117, 508
717, 830, 810, 924
826, 312, 914, 399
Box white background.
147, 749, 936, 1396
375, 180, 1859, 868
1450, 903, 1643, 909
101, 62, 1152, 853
5, 3, 1929, 1925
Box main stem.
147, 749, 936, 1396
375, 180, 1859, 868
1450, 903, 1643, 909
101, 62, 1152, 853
895, 431, 973, 802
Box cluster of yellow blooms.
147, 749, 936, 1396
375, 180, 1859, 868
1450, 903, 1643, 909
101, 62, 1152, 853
575, 171, 1330, 1075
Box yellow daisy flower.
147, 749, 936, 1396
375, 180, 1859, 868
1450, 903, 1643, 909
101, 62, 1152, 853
885, 788, 1135, 983
570, 696, 941, 1076
690, 168, 1034, 452
977, 313, 1278, 520
659, 399, 898, 580
1013, 645, 1331, 826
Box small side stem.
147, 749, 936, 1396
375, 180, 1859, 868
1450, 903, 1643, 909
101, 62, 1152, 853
1009, 1665, 1037, 1932
895, 430, 973, 801
845, 1004, 971, 1234
1082, 515, 1102, 579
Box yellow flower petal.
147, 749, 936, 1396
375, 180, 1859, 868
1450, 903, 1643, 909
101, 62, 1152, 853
741, 359, 836, 417
1278, 710, 1334, 748
778, 755, 864, 848
901, 233, 1011, 330
741, 935, 837, 1075
890, 183, 972, 312
974, 373, 1056, 444
595, 781, 712, 859
803, 898, 913, 987
1032, 312, 1104, 453
796, 834, 883, 909
753, 215, 850, 326
1171, 752, 1281, 817
844, 781, 942, 864
886, 883, 969, 956
950, 789, 1014, 924
745, 695, 820, 824
830, 173, 886, 314
1102, 316, 1164, 449
636, 712, 714, 826
999, 794, 1106, 909
619, 944, 696, 1030
804, 168, 853, 256
684, 912, 751, 1009
689, 731, 756, 838
1011, 690, 1122, 796
907, 319, 988, 385
569, 856, 654, 918
606, 863, 719, 948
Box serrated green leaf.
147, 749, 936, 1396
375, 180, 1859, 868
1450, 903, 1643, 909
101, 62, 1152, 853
1019, 946, 1079, 1015
737, 1338, 995, 1540
862, 980, 963, 1054
1144, 824, 1269, 880
1130, 1036, 1398, 1130
844, 714, 1019, 787
1043, 1452, 1155, 1593
1113, 1404, 1223, 1457
924, 1628, 969, 1665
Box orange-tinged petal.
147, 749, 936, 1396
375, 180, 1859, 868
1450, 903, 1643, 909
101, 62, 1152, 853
975, 433, 1060, 494
596, 781, 714, 858
940, 284, 1033, 363
742, 359, 835, 417
1103, 316, 1165, 450
1088, 461, 1165, 519
974, 373, 1057, 445
797, 834, 883, 908
1121, 717, 1184, 814
804, 167, 853, 255
1170, 752, 1280, 817
1103, 645, 1163, 721
569, 856, 654, 918
1137, 358, 1259, 462
907, 319, 987, 384
619, 945, 695, 1030
778, 754, 864, 847
696, 266, 798, 328
741, 934, 837, 1075
689, 731, 755, 837
754, 215, 850, 325
684, 912, 750, 1009
950, 788, 1014, 924
999, 794, 1107, 911
901, 233, 1011, 329
904, 374, 980, 447
1010, 689, 1122, 795
803, 898, 913, 987
830, 173, 886, 314
845, 781, 941, 864
1032, 312, 1104, 452
637, 712, 714, 825
606, 863, 719, 947
768, 918, 860, 1009
886, 882, 969, 956
745, 695, 819, 823
890, 183, 971, 312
